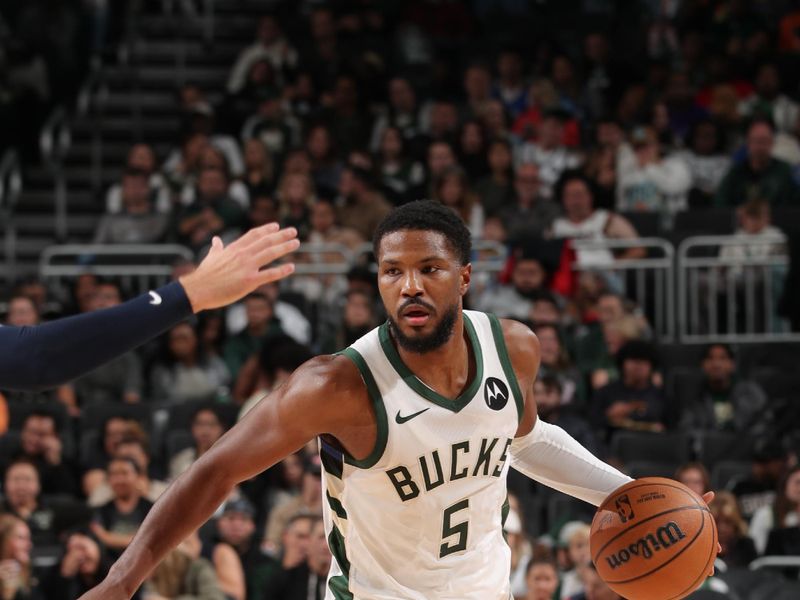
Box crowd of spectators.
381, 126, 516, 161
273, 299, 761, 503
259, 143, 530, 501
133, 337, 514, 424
2, 0, 800, 598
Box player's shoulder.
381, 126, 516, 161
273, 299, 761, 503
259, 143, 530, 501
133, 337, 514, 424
294, 353, 366, 394
497, 317, 540, 378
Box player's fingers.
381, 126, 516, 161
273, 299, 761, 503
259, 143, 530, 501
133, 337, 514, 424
252, 236, 300, 267
208, 236, 224, 255
236, 222, 286, 252
254, 263, 296, 286
701, 491, 715, 506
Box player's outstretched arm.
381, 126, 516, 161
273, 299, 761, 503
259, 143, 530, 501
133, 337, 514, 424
0, 224, 298, 391
501, 319, 633, 506
78, 354, 366, 600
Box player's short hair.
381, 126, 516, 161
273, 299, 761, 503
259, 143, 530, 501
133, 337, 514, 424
373, 200, 472, 265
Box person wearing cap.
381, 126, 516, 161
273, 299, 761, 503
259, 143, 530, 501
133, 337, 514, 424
589, 340, 667, 439
616, 123, 691, 223
730, 439, 790, 521
263, 457, 323, 552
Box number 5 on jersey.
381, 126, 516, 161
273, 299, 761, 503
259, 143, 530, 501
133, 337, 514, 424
440, 499, 470, 558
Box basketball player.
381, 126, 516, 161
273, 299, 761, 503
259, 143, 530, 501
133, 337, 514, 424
79, 202, 713, 600
0, 223, 298, 391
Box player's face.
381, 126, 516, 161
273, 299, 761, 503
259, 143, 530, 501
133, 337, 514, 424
378, 230, 470, 354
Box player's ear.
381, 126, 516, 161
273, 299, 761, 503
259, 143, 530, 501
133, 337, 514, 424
459, 263, 471, 296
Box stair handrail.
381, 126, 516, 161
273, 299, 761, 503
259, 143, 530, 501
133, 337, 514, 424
39, 107, 72, 241
0, 149, 22, 285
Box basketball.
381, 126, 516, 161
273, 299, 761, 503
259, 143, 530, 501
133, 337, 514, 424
590, 477, 718, 600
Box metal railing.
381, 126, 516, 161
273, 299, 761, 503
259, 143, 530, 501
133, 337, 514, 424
39, 245, 195, 299
77, 71, 109, 195
572, 237, 675, 341
678, 235, 797, 344
0, 150, 22, 285
352, 240, 509, 274
39, 108, 72, 241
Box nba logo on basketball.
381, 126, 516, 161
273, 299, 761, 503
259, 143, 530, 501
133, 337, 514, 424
615, 495, 635, 523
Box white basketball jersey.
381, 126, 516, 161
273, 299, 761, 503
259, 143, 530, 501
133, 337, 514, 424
320, 310, 522, 600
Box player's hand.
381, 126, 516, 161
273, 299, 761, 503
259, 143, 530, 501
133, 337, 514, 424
701, 491, 722, 575
180, 223, 300, 313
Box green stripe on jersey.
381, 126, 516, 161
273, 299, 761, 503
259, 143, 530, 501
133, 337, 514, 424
327, 491, 348, 519
328, 524, 353, 600
487, 314, 524, 424
338, 348, 388, 468
378, 313, 484, 413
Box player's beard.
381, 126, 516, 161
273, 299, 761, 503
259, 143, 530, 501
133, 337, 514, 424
388, 302, 459, 354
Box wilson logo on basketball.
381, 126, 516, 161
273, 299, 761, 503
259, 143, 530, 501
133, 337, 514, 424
605, 522, 687, 570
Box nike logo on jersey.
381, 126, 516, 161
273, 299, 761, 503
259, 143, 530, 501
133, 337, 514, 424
148, 291, 163, 305
395, 408, 430, 424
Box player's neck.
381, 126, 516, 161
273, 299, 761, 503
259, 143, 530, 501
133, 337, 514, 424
396, 319, 473, 401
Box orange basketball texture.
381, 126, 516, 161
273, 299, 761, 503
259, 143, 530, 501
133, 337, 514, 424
590, 477, 718, 600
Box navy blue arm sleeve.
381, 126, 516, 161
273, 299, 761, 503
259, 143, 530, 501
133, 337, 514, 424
0, 281, 193, 391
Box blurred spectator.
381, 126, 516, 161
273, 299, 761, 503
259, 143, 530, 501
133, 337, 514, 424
322, 74, 373, 157
370, 77, 426, 153
500, 163, 561, 243
730, 440, 789, 521
536, 375, 598, 459
150, 321, 231, 405
71, 281, 143, 407
320, 290, 378, 354
82, 416, 145, 497
240, 88, 299, 160
40, 532, 111, 600
616, 125, 692, 221
88, 437, 168, 508
524, 558, 560, 600
5, 297, 37, 328
493, 48, 527, 118
177, 167, 247, 252
560, 523, 591, 599
223, 292, 283, 379
432, 167, 484, 237
422, 99, 459, 146
214, 497, 274, 600
105, 144, 170, 214
1, 459, 55, 547
227, 15, 298, 95
476, 138, 515, 217
263, 457, 322, 551
91, 457, 153, 559
462, 63, 493, 121
247, 194, 280, 230
163, 132, 209, 196
0, 514, 36, 600
270, 514, 313, 571
457, 119, 489, 179
169, 405, 226, 481
375, 126, 425, 205
276, 172, 315, 239
675, 462, 711, 498
241, 138, 275, 199
516, 110, 582, 201
715, 116, 799, 206
93, 170, 169, 244
174, 95, 244, 178
476, 251, 549, 320
505, 503, 531, 599
680, 343, 770, 435
180, 530, 244, 600
590, 340, 667, 437
1, 411, 77, 497
552, 171, 645, 266
262, 516, 330, 600
738, 62, 799, 135
335, 166, 392, 241
536, 327, 584, 407
676, 119, 732, 207
750, 465, 800, 555
571, 561, 621, 600
143, 546, 225, 600
307, 197, 364, 250
709, 491, 757, 568
235, 334, 313, 417
583, 117, 625, 210
225, 282, 311, 346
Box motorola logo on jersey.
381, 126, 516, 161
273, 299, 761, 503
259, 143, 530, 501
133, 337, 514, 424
483, 377, 508, 410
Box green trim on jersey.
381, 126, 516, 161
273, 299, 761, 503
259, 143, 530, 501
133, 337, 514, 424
328, 524, 353, 600
501, 494, 510, 544
378, 313, 484, 413
338, 347, 389, 468
327, 490, 348, 520
487, 314, 524, 424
